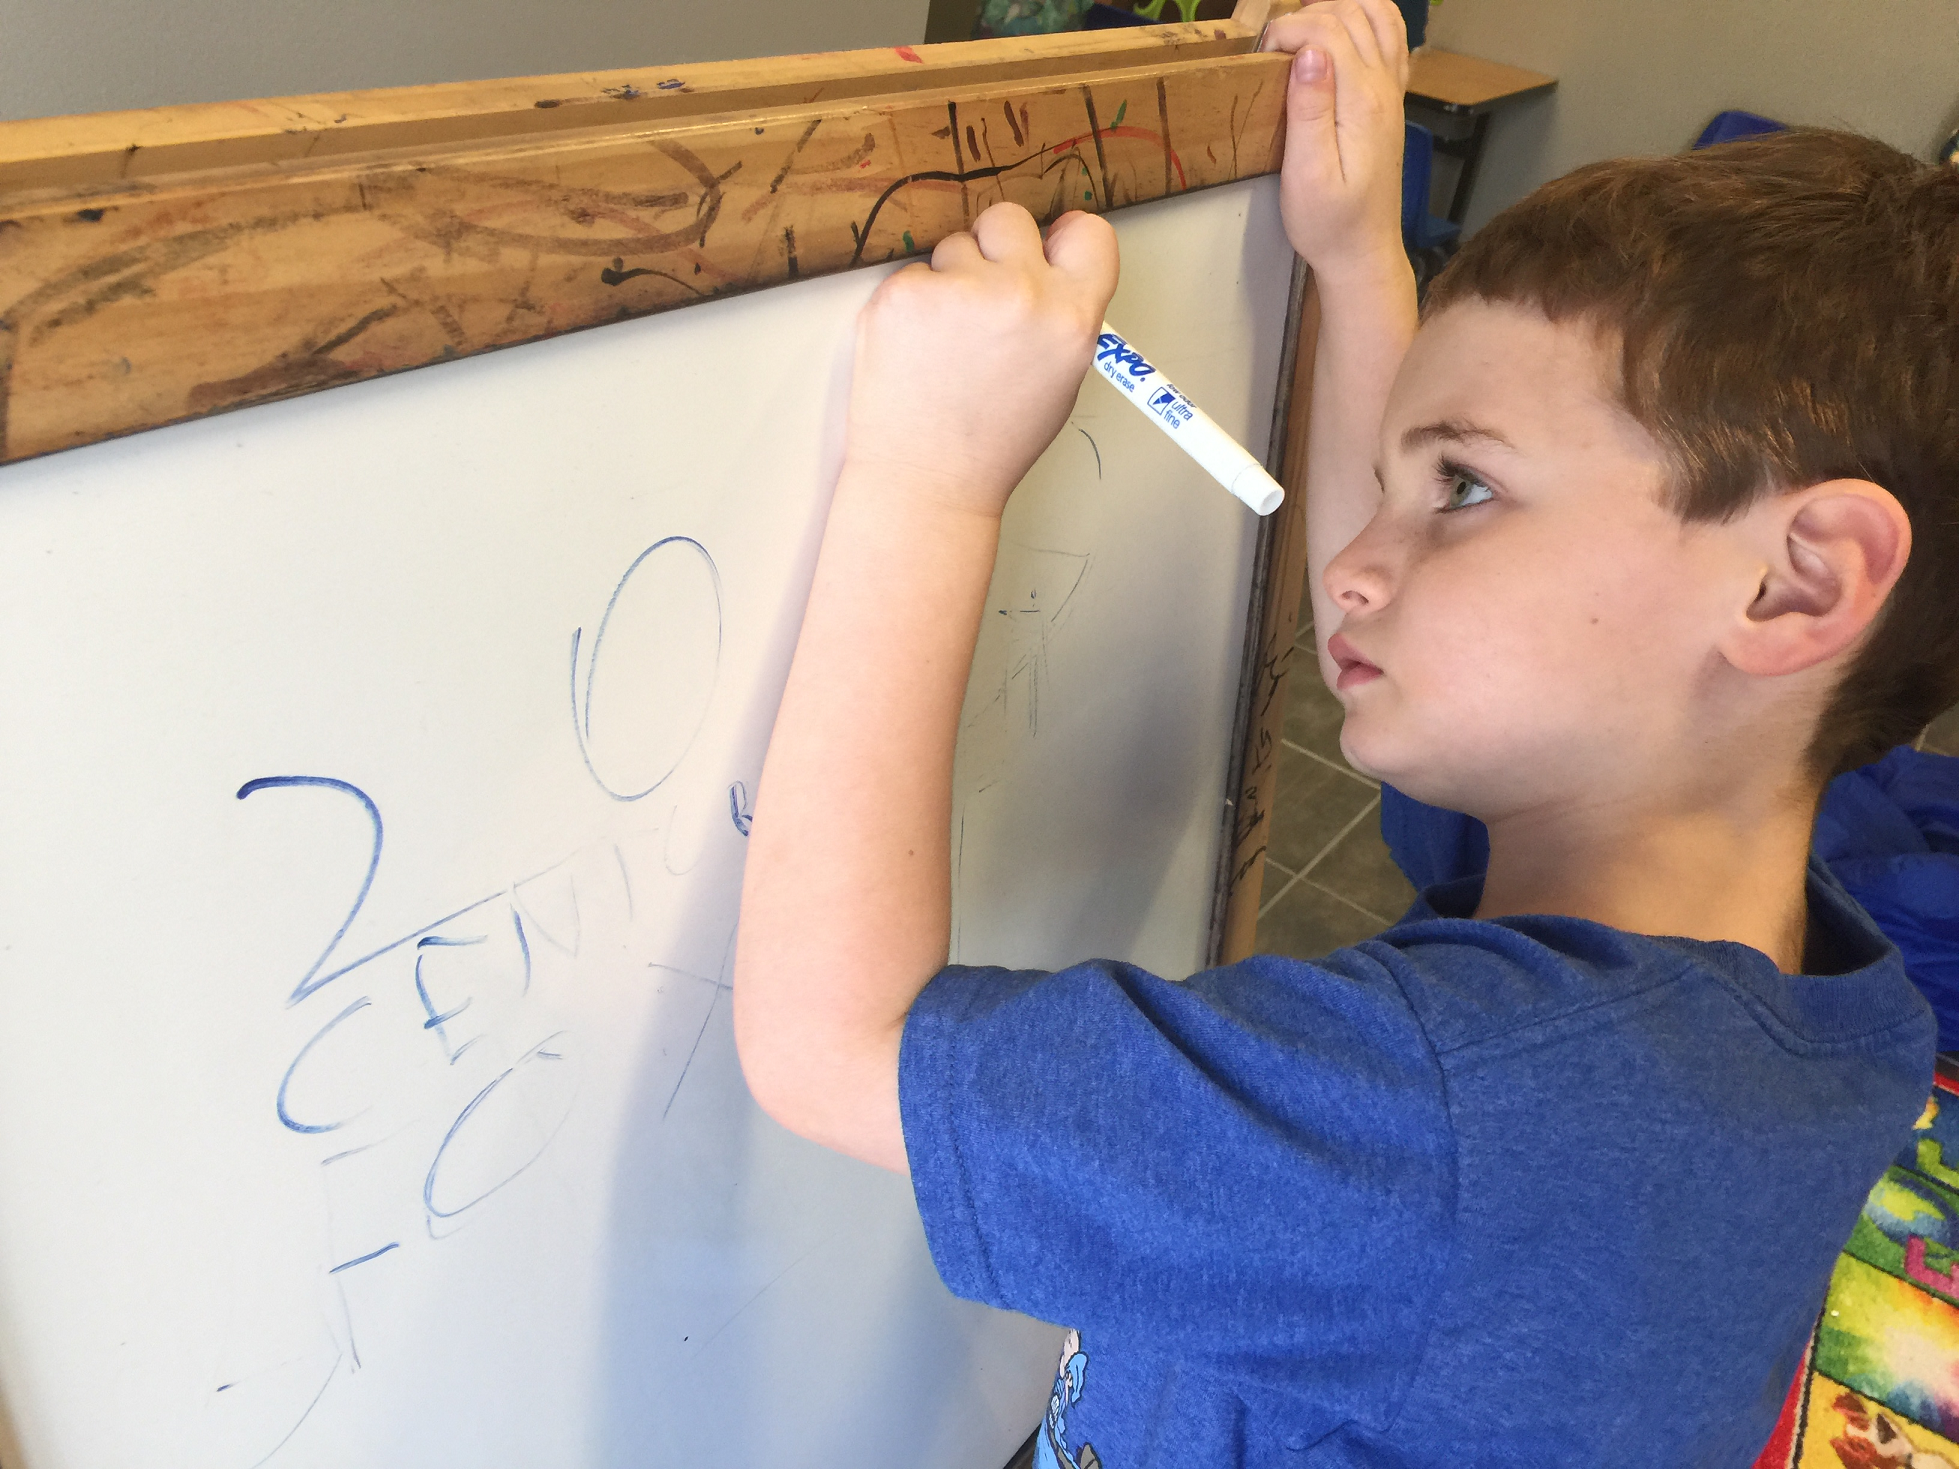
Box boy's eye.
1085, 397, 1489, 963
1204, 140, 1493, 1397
1442, 468, 1494, 511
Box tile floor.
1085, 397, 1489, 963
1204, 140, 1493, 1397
1254, 605, 1959, 963
1253, 608, 1416, 959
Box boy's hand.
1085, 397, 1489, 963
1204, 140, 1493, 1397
1263, 0, 1409, 284
843, 203, 1118, 520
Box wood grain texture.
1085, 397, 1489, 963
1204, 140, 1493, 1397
0, 42, 1288, 465
1218, 275, 1318, 964
0, 24, 1261, 194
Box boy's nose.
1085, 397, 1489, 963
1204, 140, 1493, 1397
1323, 514, 1399, 616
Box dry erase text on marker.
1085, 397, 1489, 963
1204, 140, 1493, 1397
1089, 324, 1287, 516
1095, 334, 1155, 392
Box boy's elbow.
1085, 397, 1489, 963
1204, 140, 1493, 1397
733, 1028, 802, 1141
730, 961, 910, 1173
730, 961, 801, 1131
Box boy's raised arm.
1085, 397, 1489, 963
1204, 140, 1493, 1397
732, 206, 1118, 1173
1264, 0, 1421, 685
737, 3, 1410, 1171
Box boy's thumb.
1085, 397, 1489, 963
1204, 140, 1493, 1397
1288, 47, 1335, 129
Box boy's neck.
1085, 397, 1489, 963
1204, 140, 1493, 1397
1474, 787, 1820, 974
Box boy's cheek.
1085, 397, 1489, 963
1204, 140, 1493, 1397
1348, 533, 1711, 800
1336, 640, 1588, 799
1349, 541, 1630, 725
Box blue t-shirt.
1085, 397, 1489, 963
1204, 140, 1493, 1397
898, 802, 1934, 1467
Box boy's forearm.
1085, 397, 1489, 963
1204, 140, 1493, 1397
1262, 0, 1422, 682
731, 202, 1115, 1174
733, 464, 1001, 1174
1304, 254, 1419, 683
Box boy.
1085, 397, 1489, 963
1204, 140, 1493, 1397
733, 0, 1959, 1460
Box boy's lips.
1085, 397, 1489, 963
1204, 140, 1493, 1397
1328, 633, 1382, 691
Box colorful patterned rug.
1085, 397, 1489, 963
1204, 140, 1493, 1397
1754, 1058, 1959, 1468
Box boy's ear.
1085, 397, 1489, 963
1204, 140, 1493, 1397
1721, 479, 1911, 678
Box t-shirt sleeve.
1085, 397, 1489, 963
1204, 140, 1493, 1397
899, 949, 1454, 1414
1380, 782, 1489, 891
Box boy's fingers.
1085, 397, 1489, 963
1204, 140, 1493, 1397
1268, 1, 1405, 90
1345, 0, 1409, 76
1320, 0, 1384, 70
862, 259, 936, 323
970, 201, 1044, 263
931, 229, 983, 273
1260, 9, 1309, 50
1261, 6, 1344, 55
1042, 210, 1119, 305
1294, 6, 1371, 121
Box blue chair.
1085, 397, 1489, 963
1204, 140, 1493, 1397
1693, 110, 1786, 149
1403, 121, 1461, 287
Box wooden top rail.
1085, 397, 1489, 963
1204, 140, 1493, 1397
0, 16, 1288, 466
0, 22, 1265, 197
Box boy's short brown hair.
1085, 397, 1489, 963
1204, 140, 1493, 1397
1426, 129, 1959, 779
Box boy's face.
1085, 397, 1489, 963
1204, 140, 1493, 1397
1326, 300, 1754, 822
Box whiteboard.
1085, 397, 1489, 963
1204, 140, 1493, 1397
0, 175, 1292, 1469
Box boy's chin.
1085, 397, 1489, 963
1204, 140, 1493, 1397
1340, 729, 1490, 818
1336, 716, 1417, 790
1336, 733, 1390, 786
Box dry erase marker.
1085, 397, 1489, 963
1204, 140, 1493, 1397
1091, 325, 1286, 516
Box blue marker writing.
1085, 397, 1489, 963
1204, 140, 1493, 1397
1091, 325, 1286, 516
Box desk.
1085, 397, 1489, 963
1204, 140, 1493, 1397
1406, 48, 1556, 225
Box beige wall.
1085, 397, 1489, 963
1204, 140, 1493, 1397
1422, 0, 1959, 232
0, 0, 930, 121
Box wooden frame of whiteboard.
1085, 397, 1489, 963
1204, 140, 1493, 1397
0, 9, 1311, 968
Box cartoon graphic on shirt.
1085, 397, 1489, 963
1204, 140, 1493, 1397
1035, 1330, 1102, 1469
1822, 1386, 1959, 1468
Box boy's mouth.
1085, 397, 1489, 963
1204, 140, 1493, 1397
1328, 633, 1383, 691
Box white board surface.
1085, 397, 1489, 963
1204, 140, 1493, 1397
0, 176, 1293, 1469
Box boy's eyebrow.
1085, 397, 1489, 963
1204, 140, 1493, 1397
1400, 418, 1518, 455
